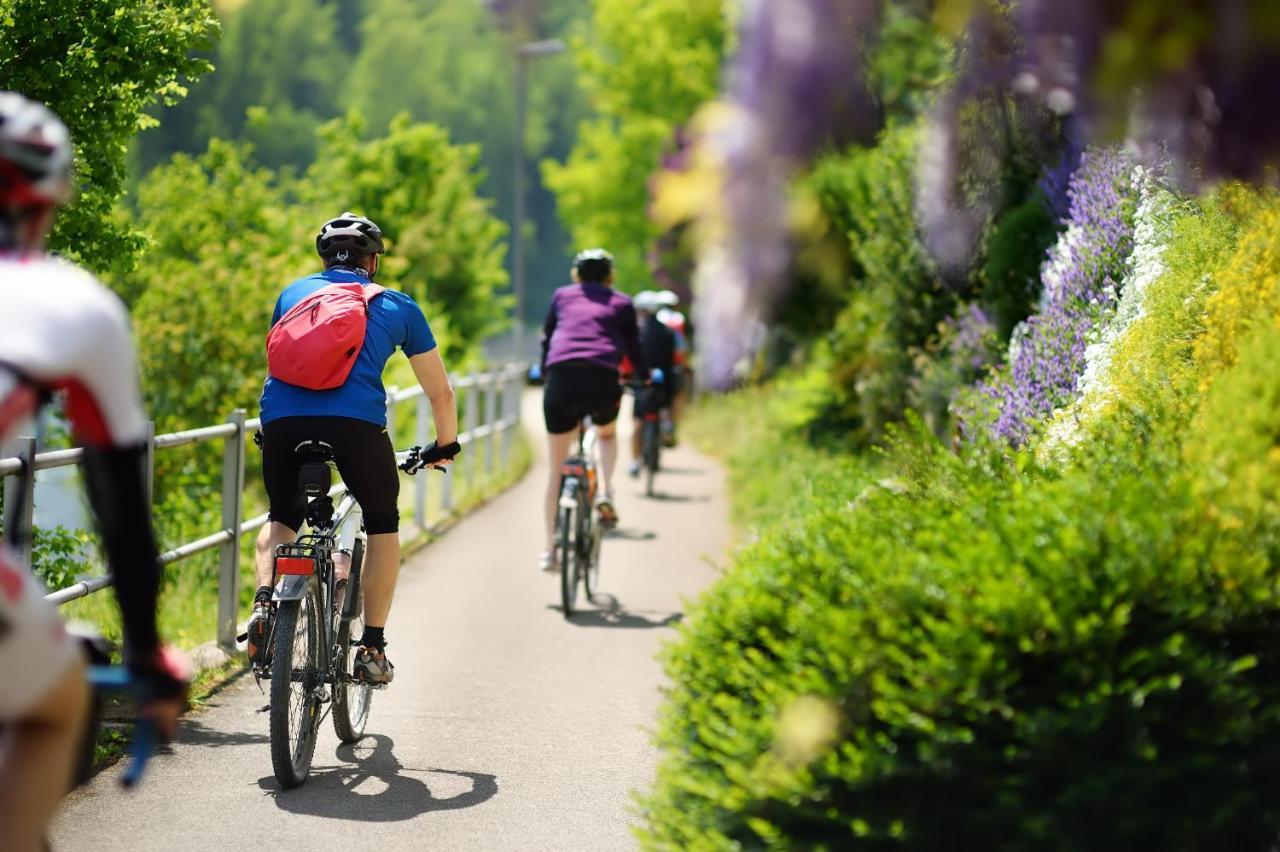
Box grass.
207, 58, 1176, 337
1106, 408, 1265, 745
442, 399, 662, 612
683, 365, 874, 538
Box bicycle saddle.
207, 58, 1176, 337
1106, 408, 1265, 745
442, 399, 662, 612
293, 439, 336, 462
294, 440, 335, 499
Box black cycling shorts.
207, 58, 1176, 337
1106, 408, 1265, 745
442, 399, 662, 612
261, 416, 400, 535
542, 362, 622, 434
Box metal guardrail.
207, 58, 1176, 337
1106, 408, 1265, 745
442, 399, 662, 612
1, 363, 528, 650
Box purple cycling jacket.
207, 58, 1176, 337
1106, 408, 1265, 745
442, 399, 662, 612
541, 282, 648, 376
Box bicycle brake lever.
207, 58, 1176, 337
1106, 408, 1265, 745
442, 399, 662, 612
121, 719, 157, 789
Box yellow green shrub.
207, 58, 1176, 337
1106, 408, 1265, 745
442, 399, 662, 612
1194, 190, 1280, 383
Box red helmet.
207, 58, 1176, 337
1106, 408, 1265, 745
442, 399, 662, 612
0, 92, 72, 206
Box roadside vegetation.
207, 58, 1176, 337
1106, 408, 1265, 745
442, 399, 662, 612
543, 0, 1280, 846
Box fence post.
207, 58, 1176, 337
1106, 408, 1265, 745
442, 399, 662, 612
385, 386, 400, 447
465, 370, 479, 494
216, 409, 246, 653
500, 366, 512, 469
144, 420, 156, 507
415, 393, 429, 530
485, 371, 498, 474
3, 436, 36, 571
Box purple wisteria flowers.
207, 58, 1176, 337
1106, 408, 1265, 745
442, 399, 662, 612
974, 147, 1135, 444
692, 0, 881, 389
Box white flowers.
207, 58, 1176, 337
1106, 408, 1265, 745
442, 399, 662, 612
1042, 165, 1179, 451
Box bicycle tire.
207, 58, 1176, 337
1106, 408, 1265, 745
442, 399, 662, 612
270, 577, 322, 788
583, 509, 603, 599
333, 540, 371, 743
643, 419, 660, 497
558, 501, 577, 617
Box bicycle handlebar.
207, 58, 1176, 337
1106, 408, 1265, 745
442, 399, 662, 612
397, 440, 461, 475
85, 666, 158, 789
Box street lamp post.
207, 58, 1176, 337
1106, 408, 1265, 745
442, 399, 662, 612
513, 38, 564, 363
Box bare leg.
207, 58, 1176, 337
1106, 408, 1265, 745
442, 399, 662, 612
254, 521, 297, 590
630, 418, 642, 461
360, 532, 401, 628
0, 658, 89, 852
545, 428, 579, 552
596, 421, 619, 498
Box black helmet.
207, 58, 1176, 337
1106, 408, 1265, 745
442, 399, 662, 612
316, 211, 385, 263
0, 92, 72, 206
573, 247, 613, 283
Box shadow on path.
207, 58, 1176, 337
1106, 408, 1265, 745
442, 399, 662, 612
257, 734, 498, 821
641, 492, 710, 503
177, 716, 271, 749
548, 595, 684, 630
606, 527, 657, 541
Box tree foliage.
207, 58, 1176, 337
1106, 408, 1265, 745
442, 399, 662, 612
305, 113, 509, 364
0, 0, 218, 280
544, 0, 726, 290
135, 0, 589, 326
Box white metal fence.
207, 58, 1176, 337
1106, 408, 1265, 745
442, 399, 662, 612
0, 363, 527, 650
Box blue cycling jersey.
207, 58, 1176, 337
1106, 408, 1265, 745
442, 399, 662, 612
259, 268, 436, 426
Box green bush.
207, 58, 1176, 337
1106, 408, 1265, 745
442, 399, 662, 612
805, 126, 959, 444
981, 193, 1058, 340
642, 416, 1280, 849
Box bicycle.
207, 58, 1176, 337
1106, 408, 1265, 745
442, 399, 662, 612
262, 439, 443, 789
627, 377, 665, 497
556, 419, 604, 618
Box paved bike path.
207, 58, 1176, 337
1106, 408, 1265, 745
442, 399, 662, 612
52, 391, 730, 851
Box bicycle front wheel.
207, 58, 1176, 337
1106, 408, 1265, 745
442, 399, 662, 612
558, 501, 577, 617
270, 576, 323, 788
583, 511, 603, 600
333, 540, 371, 743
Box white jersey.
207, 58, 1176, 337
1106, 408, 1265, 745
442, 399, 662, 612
0, 254, 148, 719
0, 255, 147, 446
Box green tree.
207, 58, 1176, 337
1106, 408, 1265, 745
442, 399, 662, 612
0, 0, 217, 280
128, 140, 311, 433
133, 0, 346, 176
544, 0, 727, 290
305, 113, 510, 364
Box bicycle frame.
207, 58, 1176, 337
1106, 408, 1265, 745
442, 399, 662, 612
269, 490, 363, 681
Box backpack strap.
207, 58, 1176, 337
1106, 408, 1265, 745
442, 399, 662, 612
361, 283, 386, 303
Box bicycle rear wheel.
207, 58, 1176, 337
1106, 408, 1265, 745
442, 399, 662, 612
643, 419, 660, 497
333, 539, 371, 743
558, 500, 578, 617
270, 576, 322, 788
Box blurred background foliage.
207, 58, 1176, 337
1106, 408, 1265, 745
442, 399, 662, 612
9, 0, 1280, 842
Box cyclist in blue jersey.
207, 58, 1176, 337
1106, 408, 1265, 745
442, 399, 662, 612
250, 213, 460, 686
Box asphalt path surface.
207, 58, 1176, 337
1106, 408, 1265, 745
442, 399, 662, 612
52, 391, 729, 851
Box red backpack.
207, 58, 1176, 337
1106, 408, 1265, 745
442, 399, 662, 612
266, 282, 385, 390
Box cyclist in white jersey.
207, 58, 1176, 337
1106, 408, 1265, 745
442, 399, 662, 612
0, 93, 186, 852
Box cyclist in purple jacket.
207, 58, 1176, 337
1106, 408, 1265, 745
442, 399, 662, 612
538, 249, 648, 571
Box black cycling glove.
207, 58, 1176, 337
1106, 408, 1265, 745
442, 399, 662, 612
422, 440, 461, 464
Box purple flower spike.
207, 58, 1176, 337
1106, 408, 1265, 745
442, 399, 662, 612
973, 147, 1136, 444
696, 0, 881, 389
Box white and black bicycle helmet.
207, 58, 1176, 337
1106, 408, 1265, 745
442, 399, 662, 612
572, 247, 613, 283
315, 211, 386, 263
0, 92, 72, 206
